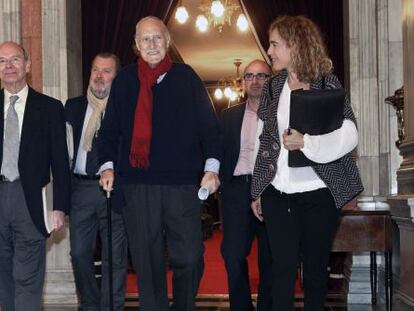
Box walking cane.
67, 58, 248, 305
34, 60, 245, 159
106, 190, 114, 311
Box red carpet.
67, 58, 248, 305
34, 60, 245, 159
126, 229, 302, 295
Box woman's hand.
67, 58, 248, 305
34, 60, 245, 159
282, 128, 304, 151
251, 197, 264, 222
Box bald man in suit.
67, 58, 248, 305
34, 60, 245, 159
0, 41, 70, 311
220, 60, 272, 311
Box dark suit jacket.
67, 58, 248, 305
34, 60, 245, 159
65, 95, 125, 213
0, 87, 71, 237
221, 102, 247, 184
64, 95, 88, 172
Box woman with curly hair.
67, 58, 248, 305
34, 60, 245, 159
250, 15, 363, 310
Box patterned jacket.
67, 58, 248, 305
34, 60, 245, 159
250, 70, 364, 208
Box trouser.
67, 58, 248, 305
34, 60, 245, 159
70, 178, 127, 311
123, 184, 204, 311
261, 186, 340, 311
221, 178, 272, 311
0, 180, 46, 311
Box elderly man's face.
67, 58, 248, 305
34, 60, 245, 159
135, 19, 169, 68
0, 42, 30, 92
89, 56, 117, 99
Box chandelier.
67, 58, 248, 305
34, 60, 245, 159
175, 0, 249, 33
214, 59, 244, 104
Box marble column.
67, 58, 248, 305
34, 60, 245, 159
21, 0, 42, 91
345, 0, 403, 305
0, 0, 20, 88
40, 0, 82, 305
0, 0, 20, 43
388, 1, 414, 309
398, 0, 414, 194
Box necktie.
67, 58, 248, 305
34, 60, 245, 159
2, 95, 20, 181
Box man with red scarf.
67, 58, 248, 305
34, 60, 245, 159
98, 16, 221, 311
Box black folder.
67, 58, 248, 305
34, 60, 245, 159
288, 88, 345, 167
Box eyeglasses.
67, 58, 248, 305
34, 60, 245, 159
243, 73, 270, 81
0, 56, 24, 67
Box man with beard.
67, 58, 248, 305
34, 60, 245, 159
65, 53, 127, 311
220, 60, 273, 311
98, 16, 221, 311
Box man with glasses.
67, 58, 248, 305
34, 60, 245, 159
0, 41, 70, 311
98, 16, 221, 311
220, 59, 272, 311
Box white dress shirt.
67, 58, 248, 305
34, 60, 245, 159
73, 104, 97, 175
3, 85, 29, 139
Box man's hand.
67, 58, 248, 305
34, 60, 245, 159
282, 128, 304, 150
99, 169, 114, 192
52, 210, 66, 231
200, 171, 220, 194
251, 197, 263, 221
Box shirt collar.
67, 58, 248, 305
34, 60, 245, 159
4, 84, 29, 104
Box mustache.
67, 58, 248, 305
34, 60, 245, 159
93, 77, 105, 84
144, 49, 160, 55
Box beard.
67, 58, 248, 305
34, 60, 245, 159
90, 79, 110, 99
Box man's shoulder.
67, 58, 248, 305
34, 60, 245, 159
65, 95, 86, 112
222, 102, 246, 115
66, 95, 86, 105
29, 88, 63, 111
170, 62, 196, 76
112, 63, 138, 85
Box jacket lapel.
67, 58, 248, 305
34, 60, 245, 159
258, 70, 288, 144
72, 97, 88, 161
19, 88, 42, 160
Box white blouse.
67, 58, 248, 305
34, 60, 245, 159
269, 80, 358, 194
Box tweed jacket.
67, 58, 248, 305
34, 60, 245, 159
251, 70, 363, 208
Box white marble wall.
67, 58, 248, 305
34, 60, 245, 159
0, 0, 20, 43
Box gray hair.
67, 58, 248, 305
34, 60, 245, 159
135, 16, 171, 43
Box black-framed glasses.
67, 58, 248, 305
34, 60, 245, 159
243, 73, 270, 81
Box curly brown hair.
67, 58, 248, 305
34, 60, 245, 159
269, 15, 333, 82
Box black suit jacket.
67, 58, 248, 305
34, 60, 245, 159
65, 95, 125, 213
0, 87, 71, 237
64, 95, 88, 172
221, 102, 247, 183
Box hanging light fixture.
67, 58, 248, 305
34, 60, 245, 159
214, 59, 244, 105
175, 0, 249, 33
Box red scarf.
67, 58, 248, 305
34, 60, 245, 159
130, 55, 172, 168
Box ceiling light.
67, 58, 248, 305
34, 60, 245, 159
211, 0, 225, 18
236, 14, 248, 32
196, 15, 209, 32
214, 88, 223, 99
175, 0, 249, 33
175, 6, 189, 24
215, 59, 244, 106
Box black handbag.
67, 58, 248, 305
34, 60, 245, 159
288, 77, 345, 167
